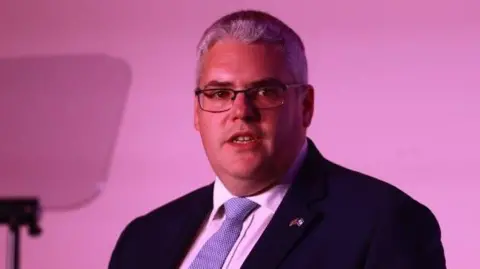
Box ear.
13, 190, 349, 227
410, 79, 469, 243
301, 85, 315, 128
194, 97, 200, 131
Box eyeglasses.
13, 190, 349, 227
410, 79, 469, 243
194, 82, 306, 113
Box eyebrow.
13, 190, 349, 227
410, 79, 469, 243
203, 77, 282, 88
203, 80, 234, 88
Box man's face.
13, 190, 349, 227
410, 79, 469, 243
194, 39, 314, 183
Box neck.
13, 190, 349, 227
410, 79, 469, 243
220, 175, 278, 197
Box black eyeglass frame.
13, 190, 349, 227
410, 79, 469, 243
194, 82, 308, 113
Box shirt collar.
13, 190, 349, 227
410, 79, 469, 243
210, 139, 308, 220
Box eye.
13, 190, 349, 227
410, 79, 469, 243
203, 89, 232, 99
256, 87, 282, 98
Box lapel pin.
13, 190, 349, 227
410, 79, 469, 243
289, 217, 304, 227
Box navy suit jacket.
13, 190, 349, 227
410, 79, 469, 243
108, 138, 446, 269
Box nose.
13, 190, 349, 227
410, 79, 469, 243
230, 92, 258, 121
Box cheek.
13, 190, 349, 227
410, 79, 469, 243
267, 104, 300, 135
259, 111, 283, 138
198, 115, 223, 143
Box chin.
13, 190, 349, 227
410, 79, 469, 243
223, 158, 269, 180
215, 141, 273, 178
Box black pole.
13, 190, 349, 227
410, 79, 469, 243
7, 223, 20, 269
0, 198, 42, 269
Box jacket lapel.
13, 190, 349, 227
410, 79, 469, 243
241, 138, 329, 269
161, 184, 214, 269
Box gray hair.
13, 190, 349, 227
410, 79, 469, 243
195, 10, 308, 85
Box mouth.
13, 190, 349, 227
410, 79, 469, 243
228, 131, 261, 144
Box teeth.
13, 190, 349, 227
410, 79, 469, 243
233, 136, 255, 143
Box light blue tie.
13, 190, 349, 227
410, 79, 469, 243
188, 197, 259, 269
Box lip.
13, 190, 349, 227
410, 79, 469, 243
227, 131, 261, 142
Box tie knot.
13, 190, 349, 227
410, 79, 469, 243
223, 197, 258, 221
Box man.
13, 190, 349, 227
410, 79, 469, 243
108, 10, 446, 269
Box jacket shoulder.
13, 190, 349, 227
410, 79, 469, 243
324, 160, 431, 213
142, 183, 213, 222
115, 183, 212, 240
108, 185, 213, 268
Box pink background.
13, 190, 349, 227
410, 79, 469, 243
0, 0, 479, 268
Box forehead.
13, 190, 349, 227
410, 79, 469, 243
198, 39, 292, 87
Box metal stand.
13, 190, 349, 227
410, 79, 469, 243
0, 198, 42, 269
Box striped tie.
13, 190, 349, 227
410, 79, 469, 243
188, 197, 259, 269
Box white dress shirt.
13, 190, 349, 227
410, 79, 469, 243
180, 140, 308, 269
